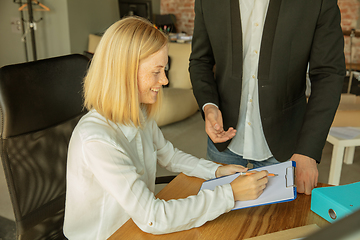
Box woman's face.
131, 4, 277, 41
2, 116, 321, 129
137, 46, 169, 104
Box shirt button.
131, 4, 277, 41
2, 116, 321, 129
252, 75, 255, 79
255, 23, 259, 27
248, 122, 251, 126
149, 222, 153, 226
254, 50, 258, 54
249, 99, 253, 102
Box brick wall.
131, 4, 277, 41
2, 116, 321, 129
161, 0, 360, 64
160, 0, 195, 34
339, 0, 360, 64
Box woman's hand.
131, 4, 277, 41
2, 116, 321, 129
215, 164, 248, 178
230, 170, 268, 201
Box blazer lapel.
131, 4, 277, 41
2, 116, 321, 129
258, 0, 283, 82
230, 0, 243, 77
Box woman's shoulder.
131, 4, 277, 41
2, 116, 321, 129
74, 110, 158, 144
74, 110, 121, 143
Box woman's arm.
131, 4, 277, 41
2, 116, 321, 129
83, 140, 235, 234
152, 120, 222, 180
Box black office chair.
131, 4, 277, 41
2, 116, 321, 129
0, 54, 89, 240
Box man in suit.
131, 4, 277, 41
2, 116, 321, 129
189, 0, 346, 195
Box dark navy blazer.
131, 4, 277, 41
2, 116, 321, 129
189, 0, 346, 162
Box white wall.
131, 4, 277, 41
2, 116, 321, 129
67, 0, 120, 54
0, 0, 125, 67
0, 0, 161, 68
0, 0, 30, 66
0, 0, 73, 66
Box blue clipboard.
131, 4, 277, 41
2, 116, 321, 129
200, 161, 297, 210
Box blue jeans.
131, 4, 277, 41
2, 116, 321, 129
206, 138, 279, 169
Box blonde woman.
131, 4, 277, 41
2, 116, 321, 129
63, 16, 268, 239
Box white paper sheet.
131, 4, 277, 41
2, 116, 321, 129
200, 161, 296, 210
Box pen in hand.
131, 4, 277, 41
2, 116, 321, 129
239, 172, 278, 177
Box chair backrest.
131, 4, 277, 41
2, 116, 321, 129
0, 54, 89, 239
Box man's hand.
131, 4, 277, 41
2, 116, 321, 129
291, 154, 318, 195
215, 164, 248, 178
204, 104, 236, 143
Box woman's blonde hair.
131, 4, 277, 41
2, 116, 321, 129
84, 16, 168, 127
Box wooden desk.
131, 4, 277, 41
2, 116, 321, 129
346, 63, 360, 71
109, 173, 330, 240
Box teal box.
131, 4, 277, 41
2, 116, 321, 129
311, 181, 360, 223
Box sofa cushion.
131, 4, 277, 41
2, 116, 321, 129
155, 88, 199, 127
88, 34, 102, 54
164, 56, 171, 87
168, 43, 192, 89
332, 94, 360, 127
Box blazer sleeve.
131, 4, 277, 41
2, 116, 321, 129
295, 0, 346, 162
189, 0, 220, 111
